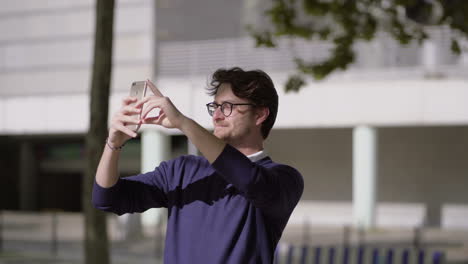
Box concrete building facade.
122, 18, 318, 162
1, 0, 467, 230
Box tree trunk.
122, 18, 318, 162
83, 0, 115, 263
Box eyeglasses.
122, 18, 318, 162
206, 102, 256, 117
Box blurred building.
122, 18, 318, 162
0, 0, 467, 230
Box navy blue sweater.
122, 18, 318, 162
93, 144, 303, 264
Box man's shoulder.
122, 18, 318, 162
260, 158, 303, 183
259, 157, 300, 173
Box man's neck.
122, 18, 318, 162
224, 133, 264, 156
229, 140, 264, 156
236, 146, 263, 156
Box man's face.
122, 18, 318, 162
212, 83, 258, 144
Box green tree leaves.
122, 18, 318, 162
249, 0, 468, 92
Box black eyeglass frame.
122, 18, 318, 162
206, 102, 256, 117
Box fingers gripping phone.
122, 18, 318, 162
127, 81, 148, 132
126, 80, 164, 132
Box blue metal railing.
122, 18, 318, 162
275, 245, 446, 264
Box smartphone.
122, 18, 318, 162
127, 81, 148, 132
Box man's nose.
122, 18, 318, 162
212, 107, 224, 120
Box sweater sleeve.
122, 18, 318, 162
211, 144, 304, 217
92, 160, 170, 216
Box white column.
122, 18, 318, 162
422, 40, 438, 73
187, 140, 198, 156
460, 45, 468, 66
241, 0, 264, 35
119, 128, 169, 240
140, 128, 170, 229
421, 29, 445, 79
352, 125, 378, 229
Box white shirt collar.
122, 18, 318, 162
247, 150, 268, 162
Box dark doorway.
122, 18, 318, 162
38, 172, 83, 212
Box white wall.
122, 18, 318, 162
2, 74, 468, 134
0, 0, 154, 97
266, 126, 468, 226
1, 0, 468, 134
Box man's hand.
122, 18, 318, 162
138, 80, 224, 163
137, 80, 188, 130
108, 96, 141, 147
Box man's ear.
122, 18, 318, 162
255, 107, 269, 126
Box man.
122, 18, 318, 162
92, 67, 304, 263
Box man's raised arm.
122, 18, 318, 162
95, 96, 140, 188
140, 80, 226, 164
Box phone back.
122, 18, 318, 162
130, 81, 147, 100
127, 81, 147, 132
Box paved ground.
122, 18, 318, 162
1, 239, 160, 264
1, 211, 468, 264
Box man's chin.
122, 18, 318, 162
213, 132, 224, 140
214, 130, 228, 141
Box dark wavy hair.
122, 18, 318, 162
206, 67, 278, 139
